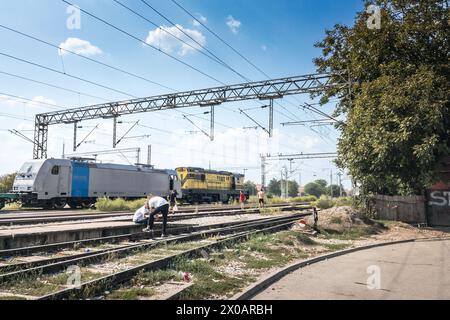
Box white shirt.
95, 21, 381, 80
148, 196, 168, 209
133, 205, 149, 223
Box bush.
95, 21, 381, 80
126, 198, 147, 211
95, 197, 146, 211
247, 195, 259, 204
311, 196, 354, 209
290, 195, 317, 203
313, 195, 334, 209
333, 197, 353, 207
268, 197, 287, 204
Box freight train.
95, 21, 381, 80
0, 159, 245, 210
176, 167, 245, 204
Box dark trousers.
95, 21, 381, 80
147, 204, 169, 234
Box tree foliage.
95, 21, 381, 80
268, 178, 281, 196
0, 173, 16, 193
288, 180, 300, 197
304, 180, 328, 198
314, 0, 449, 195
268, 179, 299, 197
243, 181, 257, 195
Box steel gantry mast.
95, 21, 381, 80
260, 152, 338, 188
33, 72, 348, 159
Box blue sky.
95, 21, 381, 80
0, 0, 364, 189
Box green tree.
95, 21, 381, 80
0, 173, 16, 193
243, 181, 257, 196
288, 180, 300, 197
314, 0, 449, 195
330, 184, 345, 197
304, 181, 328, 198
315, 179, 328, 188
267, 178, 281, 196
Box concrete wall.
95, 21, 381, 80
373, 195, 426, 224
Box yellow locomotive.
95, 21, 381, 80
176, 167, 245, 204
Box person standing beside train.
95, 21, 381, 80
168, 189, 178, 213
239, 190, 246, 210
143, 194, 170, 238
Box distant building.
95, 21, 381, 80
298, 186, 305, 196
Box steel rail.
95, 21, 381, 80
36, 216, 305, 300
0, 203, 310, 225
0, 213, 306, 274
0, 202, 298, 218
0, 213, 309, 286
0, 206, 306, 257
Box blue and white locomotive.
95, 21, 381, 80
5, 158, 181, 209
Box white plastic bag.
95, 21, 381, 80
172, 204, 179, 212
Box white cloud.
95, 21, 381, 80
226, 15, 241, 34
0, 95, 56, 109
0, 95, 20, 107
145, 24, 206, 56
192, 14, 207, 27
58, 38, 103, 56
31, 96, 57, 106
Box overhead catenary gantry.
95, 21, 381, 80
260, 152, 338, 189
33, 72, 348, 159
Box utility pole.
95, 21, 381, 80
147, 145, 152, 166
288, 158, 294, 174
269, 99, 274, 137
113, 117, 117, 148
73, 122, 77, 152
210, 106, 215, 141
136, 148, 140, 164
337, 172, 343, 197
280, 170, 284, 198
285, 169, 289, 198
260, 154, 266, 189
298, 172, 302, 197
330, 169, 333, 197
281, 166, 288, 199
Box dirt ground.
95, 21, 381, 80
316, 206, 449, 242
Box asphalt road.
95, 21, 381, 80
254, 239, 450, 300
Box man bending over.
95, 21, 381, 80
143, 194, 170, 238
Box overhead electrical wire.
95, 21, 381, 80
0, 70, 109, 102
136, 0, 251, 82
0, 24, 176, 92
0, 91, 65, 109
117, 0, 300, 123
61, 0, 225, 86
170, 0, 341, 133
170, 0, 271, 79
0, 2, 331, 157
112, 0, 249, 82
0, 51, 138, 99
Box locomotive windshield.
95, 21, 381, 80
16, 162, 43, 180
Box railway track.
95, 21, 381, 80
0, 203, 310, 226
0, 205, 306, 256
0, 202, 303, 216
0, 213, 305, 274
0, 212, 311, 300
